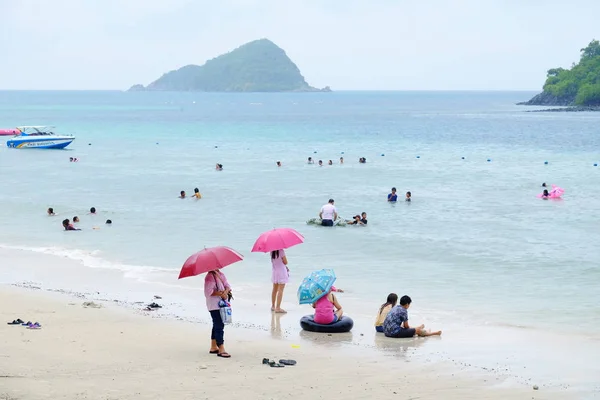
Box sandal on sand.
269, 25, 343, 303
217, 352, 231, 358
27, 322, 41, 330
209, 350, 219, 354
21, 321, 32, 327
7, 319, 24, 325
279, 359, 296, 366
262, 358, 270, 364
148, 302, 162, 308
269, 361, 284, 368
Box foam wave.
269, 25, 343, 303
0, 243, 173, 275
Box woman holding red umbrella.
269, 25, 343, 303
205, 269, 232, 358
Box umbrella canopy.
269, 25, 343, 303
297, 269, 336, 305
251, 228, 304, 253
178, 246, 243, 279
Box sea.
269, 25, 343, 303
0, 91, 599, 395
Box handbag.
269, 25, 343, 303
219, 299, 232, 324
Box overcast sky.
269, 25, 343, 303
1, 0, 598, 90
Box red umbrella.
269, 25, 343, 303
251, 228, 304, 253
178, 246, 244, 279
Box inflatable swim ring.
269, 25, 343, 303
306, 217, 348, 227
300, 315, 354, 333
537, 185, 564, 199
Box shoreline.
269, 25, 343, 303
0, 285, 563, 400
0, 247, 597, 398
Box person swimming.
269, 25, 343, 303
542, 189, 549, 199
89, 207, 96, 214
216, 163, 223, 171
47, 207, 55, 216
346, 215, 363, 225
307, 157, 314, 164
73, 216, 80, 223
328, 160, 333, 165
276, 161, 282, 167
193, 188, 201, 199
318, 160, 323, 166
62, 218, 80, 231
542, 183, 547, 187
405, 191, 411, 202
340, 157, 344, 164
106, 219, 112, 225
388, 187, 398, 202
361, 212, 368, 225
359, 157, 366, 164
179, 191, 186, 199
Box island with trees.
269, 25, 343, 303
519, 40, 600, 110
129, 39, 330, 93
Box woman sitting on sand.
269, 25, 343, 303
204, 268, 232, 358
375, 293, 398, 333
270, 249, 289, 313
383, 295, 441, 338
312, 288, 343, 325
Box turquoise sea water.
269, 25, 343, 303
1, 91, 599, 393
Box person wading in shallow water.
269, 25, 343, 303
319, 199, 338, 227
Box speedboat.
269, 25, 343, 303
6, 126, 75, 149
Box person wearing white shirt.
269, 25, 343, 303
319, 199, 338, 227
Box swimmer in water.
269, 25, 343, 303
542, 189, 549, 199
179, 190, 186, 199
346, 215, 364, 225
215, 163, 223, 171
405, 191, 411, 202
62, 218, 80, 231
388, 187, 398, 202
328, 160, 333, 165
73, 216, 80, 223
318, 160, 323, 166
89, 207, 96, 214
361, 212, 368, 225
308, 157, 314, 164
340, 157, 344, 164
47, 207, 55, 216
542, 183, 547, 187
193, 188, 202, 199
276, 161, 282, 167
106, 219, 112, 225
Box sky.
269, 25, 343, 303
0, 0, 599, 90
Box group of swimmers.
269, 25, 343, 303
47, 207, 112, 231
179, 188, 202, 199
306, 157, 345, 166
387, 187, 411, 202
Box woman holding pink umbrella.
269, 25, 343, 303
251, 228, 305, 314
271, 249, 289, 313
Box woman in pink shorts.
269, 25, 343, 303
270, 249, 289, 313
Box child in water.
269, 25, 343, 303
375, 293, 398, 332
47, 208, 55, 216
405, 191, 411, 202
179, 191, 186, 199
62, 219, 80, 231
193, 188, 201, 199
542, 189, 549, 199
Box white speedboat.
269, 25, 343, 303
6, 126, 75, 149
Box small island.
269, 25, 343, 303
129, 39, 330, 93
519, 40, 600, 110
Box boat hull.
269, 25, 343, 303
6, 137, 74, 149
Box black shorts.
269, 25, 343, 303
385, 328, 416, 338
321, 219, 334, 227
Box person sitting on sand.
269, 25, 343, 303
312, 288, 343, 325
179, 191, 186, 199
193, 188, 202, 199
405, 191, 411, 202
215, 163, 223, 171
308, 157, 314, 164
383, 295, 441, 338
62, 219, 80, 231
89, 207, 96, 215
73, 216, 80, 223
388, 187, 398, 202
361, 212, 368, 225
375, 293, 398, 333
47, 207, 55, 216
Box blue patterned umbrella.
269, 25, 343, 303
297, 269, 336, 305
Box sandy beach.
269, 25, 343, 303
0, 285, 562, 400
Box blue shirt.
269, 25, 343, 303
388, 193, 398, 202
382, 305, 408, 336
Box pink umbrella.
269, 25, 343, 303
251, 228, 304, 253
178, 246, 244, 279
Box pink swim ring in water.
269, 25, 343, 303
538, 185, 564, 199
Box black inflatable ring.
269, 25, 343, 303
300, 314, 354, 333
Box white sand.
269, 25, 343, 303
0, 286, 560, 400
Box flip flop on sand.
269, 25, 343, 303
262, 358, 270, 365
7, 319, 24, 325
279, 359, 296, 366
147, 302, 162, 309
209, 350, 219, 354
21, 321, 32, 326
217, 352, 231, 358
269, 361, 284, 368
27, 322, 41, 330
